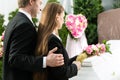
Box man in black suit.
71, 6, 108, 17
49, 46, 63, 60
2, 0, 64, 80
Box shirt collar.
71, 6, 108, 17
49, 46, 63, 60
52, 32, 62, 41
19, 9, 34, 24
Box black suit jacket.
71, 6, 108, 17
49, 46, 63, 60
3, 12, 45, 80
47, 34, 78, 80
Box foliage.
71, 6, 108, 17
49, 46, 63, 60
32, 18, 38, 27
102, 40, 112, 54
85, 23, 98, 44
0, 14, 5, 35
47, 0, 58, 3
73, 0, 104, 44
8, 9, 18, 21
113, 0, 120, 8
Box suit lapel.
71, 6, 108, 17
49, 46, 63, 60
3, 12, 35, 54
18, 12, 35, 27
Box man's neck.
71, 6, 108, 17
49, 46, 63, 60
19, 7, 31, 16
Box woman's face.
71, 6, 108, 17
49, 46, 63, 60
57, 11, 65, 29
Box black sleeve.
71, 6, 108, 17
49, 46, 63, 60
47, 36, 78, 79
8, 23, 45, 72
68, 56, 77, 65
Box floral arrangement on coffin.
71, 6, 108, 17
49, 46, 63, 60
76, 40, 112, 63
65, 14, 88, 39
0, 31, 4, 57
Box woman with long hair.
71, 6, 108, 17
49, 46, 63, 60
34, 2, 81, 80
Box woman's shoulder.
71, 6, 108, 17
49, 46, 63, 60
48, 34, 63, 53
48, 34, 63, 47
49, 34, 60, 42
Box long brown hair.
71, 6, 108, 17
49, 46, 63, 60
33, 2, 64, 80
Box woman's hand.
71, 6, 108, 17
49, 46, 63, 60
73, 61, 81, 70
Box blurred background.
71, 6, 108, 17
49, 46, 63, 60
0, 0, 116, 26
0, 0, 120, 80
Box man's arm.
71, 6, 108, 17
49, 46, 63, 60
43, 47, 64, 68
7, 23, 44, 72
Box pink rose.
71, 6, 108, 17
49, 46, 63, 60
85, 45, 93, 54
100, 44, 106, 53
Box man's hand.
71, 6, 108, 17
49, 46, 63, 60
46, 47, 64, 67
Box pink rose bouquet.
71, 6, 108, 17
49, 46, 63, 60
65, 14, 88, 39
76, 40, 111, 63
